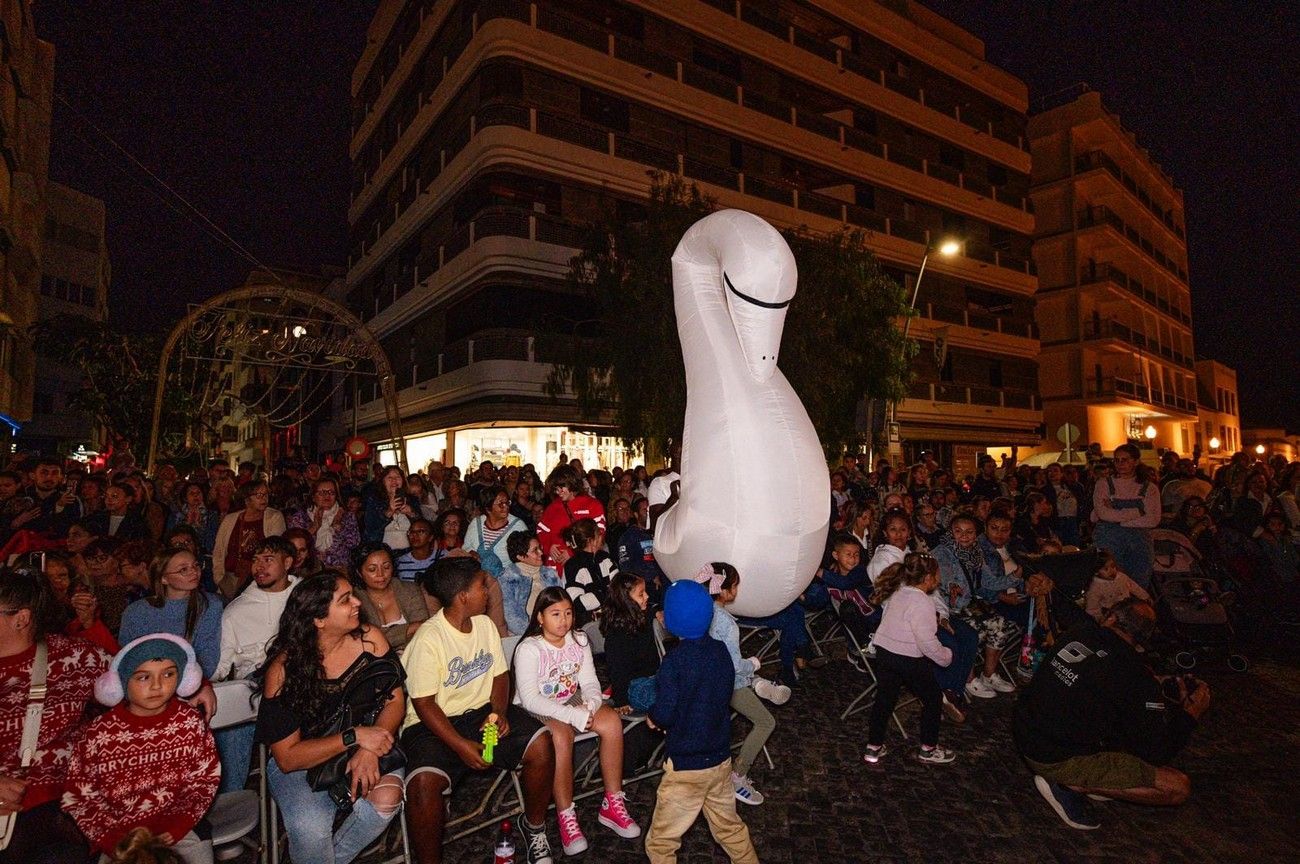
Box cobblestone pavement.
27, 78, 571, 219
430, 640, 1299, 864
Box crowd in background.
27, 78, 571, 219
0, 438, 1296, 864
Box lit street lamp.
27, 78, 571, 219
1255, 444, 1266, 456
887, 238, 960, 457
1208, 436, 1220, 450
1144, 425, 1157, 441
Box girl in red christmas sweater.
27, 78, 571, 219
63, 633, 220, 864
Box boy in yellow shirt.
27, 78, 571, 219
401, 557, 556, 864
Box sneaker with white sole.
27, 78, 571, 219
965, 677, 996, 699
982, 672, 1017, 693
916, 746, 956, 764
556, 805, 588, 856
753, 677, 792, 705
598, 791, 641, 838
1034, 775, 1101, 830
731, 772, 765, 805
862, 744, 888, 764
522, 819, 555, 864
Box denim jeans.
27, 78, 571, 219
934, 617, 978, 693
215, 721, 256, 793
738, 602, 809, 682
266, 758, 402, 864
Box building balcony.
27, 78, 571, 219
1077, 376, 1197, 416
1073, 150, 1185, 240
1078, 263, 1192, 328
905, 380, 1040, 411
350, 8, 1035, 229
920, 302, 1038, 340
349, 105, 1038, 294
1041, 318, 1193, 370
1075, 205, 1188, 284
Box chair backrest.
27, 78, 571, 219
501, 634, 522, 667
210, 679, 260, 730
651, 617, 668, 659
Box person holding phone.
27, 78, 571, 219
40, 551, 119, 654
362, 466, 420, 555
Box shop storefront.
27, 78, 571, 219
378, 425, 642, 474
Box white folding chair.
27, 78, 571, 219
835, 601, 910, 738
206, 679, 263, 862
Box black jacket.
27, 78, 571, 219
84, 507, 150, 541
1013, 620, 1196, 766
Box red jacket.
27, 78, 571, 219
536, 495, 606, 565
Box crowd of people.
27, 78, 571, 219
0, 438, 1295, 863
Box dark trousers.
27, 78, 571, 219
868, 646, 943, 748
0, 801, 90, 864
934, 618, 978, 693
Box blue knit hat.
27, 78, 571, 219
664, 579, 713, 639
95, 633, 202, 706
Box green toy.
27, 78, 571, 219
482, 713, 500, 764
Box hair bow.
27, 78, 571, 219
693, 563, 725, 595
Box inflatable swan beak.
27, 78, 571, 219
722, 269, 793, 384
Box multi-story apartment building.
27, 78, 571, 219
347, 0, 1041, 474
1194, 359, 1240, 465
0, 0, 54, 452
1030, 87, 1198, 460
20, 182, 111, 455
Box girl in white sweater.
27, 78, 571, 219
512, 587, 641, 855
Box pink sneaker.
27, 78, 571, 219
598, 791, 641, 838
556, 804, 588, 855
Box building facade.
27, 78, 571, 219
20, 182, 111, 455
0, 0, 54, 449
347, 0, 1041, 473
1194, 359, 1240, 465
1030, 87, 1198, 461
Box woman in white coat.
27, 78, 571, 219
212, 481, 286, 599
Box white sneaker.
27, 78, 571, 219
753, 677, 792, 706
982, 672, 1017, 693
731, 772, 765, 805
965, 677, 996, 699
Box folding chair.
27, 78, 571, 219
835, 600, 910, 738
206, 680, 264, 862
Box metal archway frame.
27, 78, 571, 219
146, 284, 406, 473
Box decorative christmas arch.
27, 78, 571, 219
146, 283, 405, 472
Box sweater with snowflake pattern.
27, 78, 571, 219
0, 634, 110, 811
62, 699, 220, 853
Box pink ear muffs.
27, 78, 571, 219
95, 632, 203, 706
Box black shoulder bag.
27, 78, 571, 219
306, 654, 407, 809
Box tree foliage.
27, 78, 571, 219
547, 174, 914, 457
29, 314, 193, 459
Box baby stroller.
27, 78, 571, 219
1149, 529, 1248, 672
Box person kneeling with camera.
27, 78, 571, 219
1012, 598, 1210, 829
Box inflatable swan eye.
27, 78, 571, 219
654, 210, 830, 618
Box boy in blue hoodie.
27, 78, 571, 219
645, 580, 758, 864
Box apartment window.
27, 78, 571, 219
580, 88, 628, 132
938, 143, 964, 170
988, 360, 1003, 388
854, 184, 875, 209
893, 57, 911, 78
692, 44, 742, 82
941, 211, 966, 236
853, 108, 878, 136
987, 163, 1008, 186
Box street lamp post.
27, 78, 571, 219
887, 239, 960, 461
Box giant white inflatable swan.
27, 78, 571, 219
654, 210, 830, 618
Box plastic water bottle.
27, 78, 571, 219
493, 820, 515, 864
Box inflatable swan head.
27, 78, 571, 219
677, 210, 797, 383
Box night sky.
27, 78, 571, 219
36, 1, 1299, 430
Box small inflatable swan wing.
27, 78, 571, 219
654, 210, 830, 618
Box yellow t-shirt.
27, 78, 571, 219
401, 610, 506, 732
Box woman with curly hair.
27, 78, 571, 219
254, 571, 405, 864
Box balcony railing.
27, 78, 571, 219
1080, 263, 1192, 327
1083, 376, 1195, 414
1076, 205, 1188, 283
1074, 150, 1185, 239
921, 303, 1037, 339
1080, 319, 1193, 370
905, 381, 1041, 411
